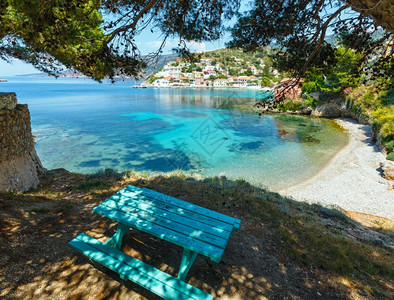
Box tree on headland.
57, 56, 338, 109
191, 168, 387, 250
261, 76, 273, 87
0, 0, 392, 82
229, 0, 392, 86
302, 47, 365, 93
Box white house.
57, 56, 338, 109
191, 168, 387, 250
249, 66, 259, 75
237, 76, 250, 86
152, 77, 171, 87
213, 78, 228, 87
270, 67, 279, 75
204, 65, 216, 71
163, 65, 182, 73
155, 71, 169, 77
227, 77, 235, 83
169, 71, 181, 78
208, 70, 217, 77
200, 58, 211, 65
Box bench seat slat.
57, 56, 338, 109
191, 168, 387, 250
100, 198, 230, 247
93, 205, 224, 262
69, 233, 213, 300
107, 192, 234, 234
127, 186, 240, 230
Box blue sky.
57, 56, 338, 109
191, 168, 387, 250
0, 36, 228, 76
0, 22, 230, 76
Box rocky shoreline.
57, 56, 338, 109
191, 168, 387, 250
255, 97, 389, 154
279, 118, 393, 219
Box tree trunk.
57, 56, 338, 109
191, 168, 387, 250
346, 0, 394, 33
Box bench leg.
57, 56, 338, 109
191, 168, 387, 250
104, 223, 130, 250
177, 248, 198, 281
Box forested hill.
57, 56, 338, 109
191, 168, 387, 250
143, 53, 178, 77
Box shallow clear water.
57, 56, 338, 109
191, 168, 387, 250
1, 77, 348, 190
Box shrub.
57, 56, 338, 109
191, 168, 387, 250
372, 107, 394, 139
76, 180, 110, 191
386, 140, 394, 152
261, 76, 273, 87
387, 152, 394, 161
303, 93, 318, 108
278, 100, 303, 112
89, 168, 122, 180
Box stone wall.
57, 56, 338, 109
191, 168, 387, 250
0, 92, 45, 192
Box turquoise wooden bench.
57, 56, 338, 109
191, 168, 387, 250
69, 185, 241, 300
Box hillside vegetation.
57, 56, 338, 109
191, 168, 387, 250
146, 47, 286, 88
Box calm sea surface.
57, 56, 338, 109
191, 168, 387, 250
1, 76, 348, 190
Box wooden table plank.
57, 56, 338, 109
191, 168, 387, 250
139, 186, 240, 228
102, 194, 232, 237
93, 205, 225, 262
116, 188, 235, 231
98, 199, 229, 249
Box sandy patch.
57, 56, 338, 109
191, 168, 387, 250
279, 118, 393, 219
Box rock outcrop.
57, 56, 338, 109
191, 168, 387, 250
311, 98, 369, 124
380, 160, 394, 180
0, 93, 45, 192
310, 97, 389, 153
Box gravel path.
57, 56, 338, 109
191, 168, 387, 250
279, 118, 393, 219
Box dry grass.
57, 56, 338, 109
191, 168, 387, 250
1, 168, 393, 299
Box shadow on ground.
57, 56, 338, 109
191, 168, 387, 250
0, 169, 392, 299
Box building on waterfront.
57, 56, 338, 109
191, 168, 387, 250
213, 78, 229, 87
152, 77, 171, 87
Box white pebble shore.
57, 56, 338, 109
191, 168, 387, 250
279, 118, 393, 219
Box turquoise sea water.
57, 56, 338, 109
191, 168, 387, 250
1, 77, 348, 190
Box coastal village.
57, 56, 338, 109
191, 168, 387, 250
143, 49, 280, 90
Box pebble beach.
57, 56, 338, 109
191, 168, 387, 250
279, 118, 393, 219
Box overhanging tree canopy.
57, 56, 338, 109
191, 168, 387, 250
229, 0, 392, 84
0, 0, 239, 80
0, 0, 392, 80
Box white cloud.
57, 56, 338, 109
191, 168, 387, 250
136, 39, 206, 54
186, 41, 206, 52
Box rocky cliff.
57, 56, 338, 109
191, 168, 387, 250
0, 93, 45, 192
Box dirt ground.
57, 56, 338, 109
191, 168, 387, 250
0, 169, 393, 300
